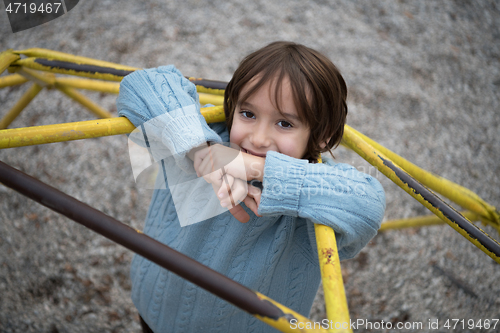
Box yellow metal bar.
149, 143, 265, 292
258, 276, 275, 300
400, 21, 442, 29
314, 155, 351, 332
0, 106, 224, 149
380, 211, 479, 231
15, 67, 56, 87
11, 53, 223, 95
0, 49, 21, 74
342, 127, 500, 264
56, 85, 113, 119
188, 77, 226, 96
0, 83, 43, 130
13, 75, 222, 108
49, 78, 225, 106
201, 105, 225, 123
198, 92, 224, 106
11, 58, 129, 82
345, 125, 500, 226
13, 48, 139, 71
43, 78, 223, 106
0, 74, 28, 88
380, 211, 500, 234
0, 117, 135, 148
255, 291, 328, 332
314, 224, 352, 333
194, 85, 225, 96
55, 77, 120, 94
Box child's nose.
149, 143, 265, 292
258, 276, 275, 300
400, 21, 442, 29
250, 126, 272, 148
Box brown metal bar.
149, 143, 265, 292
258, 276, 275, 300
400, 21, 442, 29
0, 160, 327, 332
0, 160, 278, 317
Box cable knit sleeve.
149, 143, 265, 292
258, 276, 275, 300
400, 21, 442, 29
116, 65, 222, 169
258, 151, 386, 260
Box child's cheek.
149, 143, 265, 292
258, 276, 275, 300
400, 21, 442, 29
229, 121, 243, 147
280, 136, 308, 159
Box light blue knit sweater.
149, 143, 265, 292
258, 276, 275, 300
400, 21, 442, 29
117, 66, 386, 333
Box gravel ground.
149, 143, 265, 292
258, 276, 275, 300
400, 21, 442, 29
1, 1, 499, 332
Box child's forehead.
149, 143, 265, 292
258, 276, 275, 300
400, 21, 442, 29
239, 74, 292, 103
238, 73, 310, 122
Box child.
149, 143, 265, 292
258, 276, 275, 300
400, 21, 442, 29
117, 41, 385, 333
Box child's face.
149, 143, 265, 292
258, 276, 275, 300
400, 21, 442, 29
230, 76, 310, 159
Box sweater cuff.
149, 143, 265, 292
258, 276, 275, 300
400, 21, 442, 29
258, 151, 308, 216
161, 110, 221, 157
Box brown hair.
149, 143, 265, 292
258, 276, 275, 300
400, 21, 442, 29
224, 41, 348, 161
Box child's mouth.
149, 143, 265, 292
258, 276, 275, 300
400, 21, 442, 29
242, 148, 267, 158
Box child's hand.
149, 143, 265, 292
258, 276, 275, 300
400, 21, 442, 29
218, 178, 262, 211
217, 176, 247, 208
218, 176, 250, 223
243, 185, 262, 217
193, 143, 265, 186
218, 178, 262, 223
192, 143, 265, 223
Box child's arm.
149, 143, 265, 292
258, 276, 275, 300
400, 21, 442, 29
191, 144, 265, 217
117, 67, 256, 223
116, 65, 222, 170
258, 151, 386, 261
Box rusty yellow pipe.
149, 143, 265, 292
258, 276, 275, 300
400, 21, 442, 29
201, 105, 225, 123
255, 291, 329, 332
0, 106, 224, 149
0, 117, 135, 148
15, 67, 56, 87
342, 127, 500, 264
380, 211, 500, 234
191, 84, 225, 96
49, 78, 223, 105
314, 224, 352, 333
13, 48, 139, 71
10, 59, 231, 99
0, 49, 20, 74
198, 92, 224, 106
11, 50, 224, 95
0, 74, 28, 88
55, 85, 113, 119
55, 77, 120, 94
11, 58, 130, 82
380, 211, 479, 231
345, 125, 499, 226
0, 83, 43, 129
11, 57, 226, 95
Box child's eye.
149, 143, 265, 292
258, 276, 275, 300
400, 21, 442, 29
240, 110, 255, 119
277, 120, 293, 128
